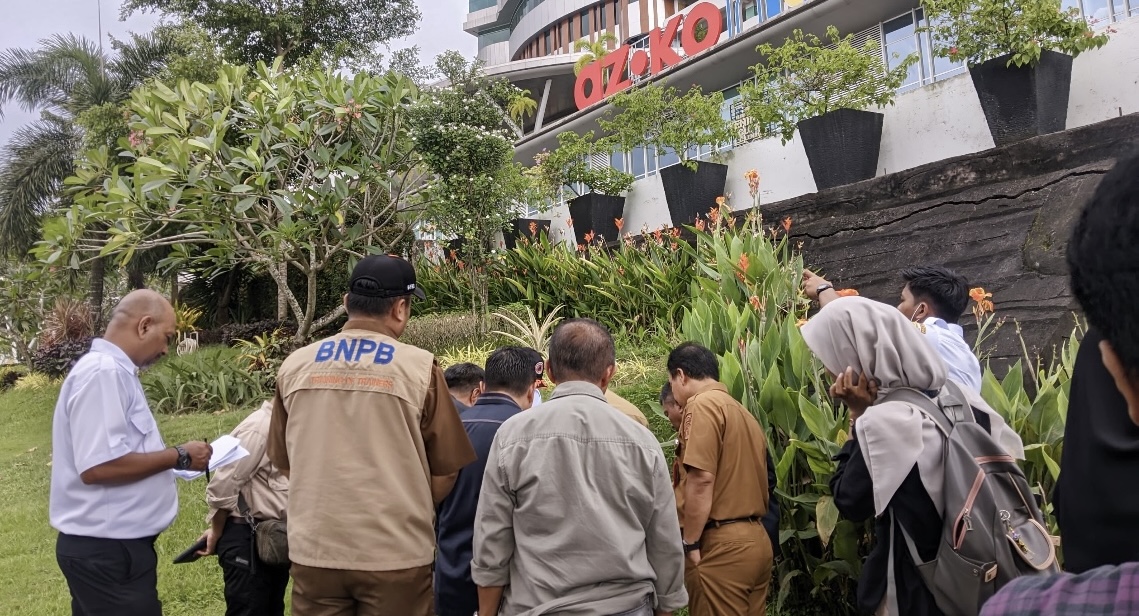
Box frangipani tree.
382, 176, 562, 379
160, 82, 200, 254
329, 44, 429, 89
39, 61, 428, 342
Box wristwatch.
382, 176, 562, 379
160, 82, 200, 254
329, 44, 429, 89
815, 283, 834, 297
173, 445, 192, 470
683, 540, 702, 553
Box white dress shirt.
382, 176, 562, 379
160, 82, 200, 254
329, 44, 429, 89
920, 317, 983, 393
50, 339, 178, 539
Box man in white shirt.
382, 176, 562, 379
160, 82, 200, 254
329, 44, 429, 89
803, 265, 983, 392
51, 290, 211, 616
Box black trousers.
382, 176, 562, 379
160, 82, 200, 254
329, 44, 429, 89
217, 517, 290, 616
56, 532, 163, 616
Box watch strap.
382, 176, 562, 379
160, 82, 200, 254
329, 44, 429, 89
683, 540, 702, 553
815, 283, 834, 295
174, 445, 190, 470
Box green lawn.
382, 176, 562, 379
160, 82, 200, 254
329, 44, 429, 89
0, 384, 253, 615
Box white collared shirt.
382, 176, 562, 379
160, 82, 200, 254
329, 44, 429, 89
50, 338, 178, 538
920, 317, 983, 393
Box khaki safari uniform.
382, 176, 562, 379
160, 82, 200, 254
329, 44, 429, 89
268, 319, 476, 616
606, 390, 650, 428
675, 381, 774, 616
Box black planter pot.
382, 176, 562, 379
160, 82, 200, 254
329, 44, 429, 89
969, 50, 1073, 147
502, 218, 550, 249
568, 193, 627, 245
797, 108, 883, 191
659, 161, 729, 227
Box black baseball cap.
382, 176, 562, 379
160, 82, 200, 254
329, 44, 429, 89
349, 255, 426, 299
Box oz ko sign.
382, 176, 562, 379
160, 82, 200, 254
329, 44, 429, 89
574, 0, 724, 110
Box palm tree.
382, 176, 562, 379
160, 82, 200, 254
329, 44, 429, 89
507, 89, 538, 125
573, 32, 618, 76
0, 33, 176, 322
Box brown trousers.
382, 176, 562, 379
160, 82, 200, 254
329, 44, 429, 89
291, 563, 432, 616
684, 520, 774, 616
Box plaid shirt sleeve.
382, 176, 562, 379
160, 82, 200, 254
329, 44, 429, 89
980, 563, 1139, 616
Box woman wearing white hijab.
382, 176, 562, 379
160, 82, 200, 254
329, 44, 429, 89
801, 296, 1023, 616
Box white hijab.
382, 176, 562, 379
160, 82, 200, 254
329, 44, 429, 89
801, 297, 1024, 516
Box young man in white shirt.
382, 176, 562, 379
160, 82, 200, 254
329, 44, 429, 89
50, 290, 212, 616
803, 265, 983, 392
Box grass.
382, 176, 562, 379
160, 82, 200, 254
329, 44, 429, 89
0, 384, 254, 615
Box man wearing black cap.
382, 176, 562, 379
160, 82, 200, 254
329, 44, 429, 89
268, 255, 477, 616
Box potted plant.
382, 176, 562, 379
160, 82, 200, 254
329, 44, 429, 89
921, 0, 1111, 146
601, 84, 738, 227
533, 131, 635, 245
742, 26, 917, 191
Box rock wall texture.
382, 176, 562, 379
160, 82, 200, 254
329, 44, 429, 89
756, 112, 1139, 374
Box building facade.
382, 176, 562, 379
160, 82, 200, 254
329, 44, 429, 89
464, 0, 1139, 235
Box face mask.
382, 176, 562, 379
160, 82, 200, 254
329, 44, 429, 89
910, 304, 924, 323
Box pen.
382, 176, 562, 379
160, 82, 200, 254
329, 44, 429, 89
204, 438, 211, 482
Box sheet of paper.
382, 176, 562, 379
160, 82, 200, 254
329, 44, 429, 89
173, 433, 251, 481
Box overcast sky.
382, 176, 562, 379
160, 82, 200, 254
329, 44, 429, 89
0, 0, 476, 146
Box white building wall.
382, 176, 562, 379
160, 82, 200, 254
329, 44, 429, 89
608, 19, 1139, 232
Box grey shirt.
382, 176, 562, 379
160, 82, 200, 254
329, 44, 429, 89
472, 381, 688, 615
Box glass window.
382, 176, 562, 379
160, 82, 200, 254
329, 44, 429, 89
883, 12, 915, 44
742, 0, 759, 20
469, 0, 496, 11
658, 147, 680, 169
614, 2, 621, 25
884, 13, 922, 90
581, 10, 590, 37
600, 4, 607, 29
646, 146, 658, 174
631, 146, 646, 177
478, 28, 510, 50
1083, 0, 1111, 23
765, 0, 782, 20
545, 30, 552, 55
611, 150, 626, 174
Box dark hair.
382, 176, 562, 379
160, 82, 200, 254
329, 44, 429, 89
1069, 150, 1139, 376
548, 318, 615, 383
345, 291, 404, 318
900, 266, 970, 322
484, 347, 540, 396
667, 342, 719, 381
444, 363, 484, 393
660, 381, 675, 405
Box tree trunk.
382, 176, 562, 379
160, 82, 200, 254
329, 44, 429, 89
276, 262, 288, 321
215, 267, 240, 326
127, 264, 146, 290
169, 270, 179, 304
89, 256, 106, 330
297, 268, 318, 343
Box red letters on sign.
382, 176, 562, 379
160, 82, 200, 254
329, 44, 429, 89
572, 0, 723, 110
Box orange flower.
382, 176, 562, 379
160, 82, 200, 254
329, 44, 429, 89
652, 229, 663, 242
566, 217, 574, 227
708, 207, 721, 224
781, 217, 792, 234
456, 260, 465, 270
576, 243, 585, 252
695, 218, 706, 232
449, 249, 457, 260
969, 287, 991, 303
736, 253, 750, 282
671, 227, 682, 238
670, 241, 680, 250
529, 221, 538, 235
836, 289, 859, 297
715, 196, 727, 207
614, 217, 624, 233
585, 230, 596, 243
970, 287, 995, 318
748, 295, 764, 311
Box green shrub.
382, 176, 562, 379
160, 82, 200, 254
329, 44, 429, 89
234, 329, 295, 392
13, 372, 59, 391
142, 346, 267, 414
402, 312, 487, 355
31, 337, 94, 378
0, 365, 27, 392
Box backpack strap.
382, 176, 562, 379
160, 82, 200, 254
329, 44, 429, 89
887, 509, 932, 615
880, 387, 954, 437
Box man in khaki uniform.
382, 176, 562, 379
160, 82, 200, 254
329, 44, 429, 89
268, 255, 477, 616
668, 342, 773, 616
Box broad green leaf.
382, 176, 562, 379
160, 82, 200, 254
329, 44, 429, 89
816, 495, 839, 546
